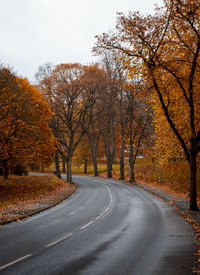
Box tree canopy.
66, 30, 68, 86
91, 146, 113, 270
94, 0, 200, 210
0, 68, 57, 179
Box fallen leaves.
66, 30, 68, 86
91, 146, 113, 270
0, 175, 74, 222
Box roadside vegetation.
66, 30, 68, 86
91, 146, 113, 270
41, 157, 200, 201
0, 175, 73, 222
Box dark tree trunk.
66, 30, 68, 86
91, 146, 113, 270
84, 159, 88, 174
86, 130, 100, 177
105, 140, 112, 178
129, 142, 135, 182
87, 136, 99, 176
66, 157, 72, 183
111, 115, 115, 162
119, 135, 125, 180
107, 157, 112, 178
92, 158, 98, 176
189, 153, 199, 211
3, 162, 9, 180
62, 156, 66, 172
54, 150, 61, 178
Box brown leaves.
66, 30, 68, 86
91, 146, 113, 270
0, 175, 73, 222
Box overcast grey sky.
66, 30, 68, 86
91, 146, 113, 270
0, 0, 163, 82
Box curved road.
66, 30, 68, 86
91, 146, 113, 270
0, 175, 197, 274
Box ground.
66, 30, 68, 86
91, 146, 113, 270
0, 174, 75, 224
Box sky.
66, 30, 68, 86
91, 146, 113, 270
0, 0, 163, 83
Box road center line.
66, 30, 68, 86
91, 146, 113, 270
0, 254, 32, 270
45, 233, 73, 248
80, 220, 94, 229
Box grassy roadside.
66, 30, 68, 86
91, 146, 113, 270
0, 175, 74, 223
42, 158, 199, 199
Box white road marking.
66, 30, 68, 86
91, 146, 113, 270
95, 185, 114, 221
80, 220, 94, 229
45, 233, 73, 248
0, 254, 32, 270
0, 181, 115, 271
96, 213, 104, 220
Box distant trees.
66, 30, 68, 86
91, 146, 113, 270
36, 63, 100, 182
94, 0, 200, 210
92, 49, 152, 181
81, 64, 108, 176
36, 60, 151, 183
0, 67, 57, 179
74, 135, 92, 174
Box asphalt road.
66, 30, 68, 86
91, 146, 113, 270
0, 175, 197, 274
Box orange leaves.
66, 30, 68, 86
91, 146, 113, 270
0, 68, 57, 176
0, 175, 73, 221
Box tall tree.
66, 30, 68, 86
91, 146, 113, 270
99, 53, 119, 178
125, 95, 151, 182
38, 63, 95, 182
82, 64, 109, 176
94, 0, 200, 210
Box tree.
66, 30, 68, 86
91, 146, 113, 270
0, 68, 57, 179
99, 51, 128, 180
38, 63, 96, 182
73, 135, 92, 174
94, 0, 200, 210
125, 95, 151, 182
82, 64, 109, 176
98, 53, 118, 178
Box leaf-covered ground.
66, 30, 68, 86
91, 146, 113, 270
0, 175, 74, 223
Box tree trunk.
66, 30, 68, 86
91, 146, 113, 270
93, 160, 99, 177
129, 158, 135, 182
62, 156, 66, 172
119, 135, 125, 180
111, 115, 115, 162
84, 159, 88, 174
105, 141, 112, 178
66, 157, 72, 183
107, 157, 112, 178
129, 143, 135, 182
104, 134, 113, 178
189, 153, 199, 211
3, 162, 9, 180
54, 150, 61, 178
86, 130, 99, 177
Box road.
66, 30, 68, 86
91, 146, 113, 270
0, 175, 197, 274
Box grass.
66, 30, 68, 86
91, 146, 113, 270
42, 162, 122, 174
134, 158, 200, 198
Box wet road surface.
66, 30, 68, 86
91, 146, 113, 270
0, 175, 197, 274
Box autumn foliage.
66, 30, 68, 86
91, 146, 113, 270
0, 68, 57, 179
94, 0, 200, 210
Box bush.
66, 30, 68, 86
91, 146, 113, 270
13, 164, 28, 176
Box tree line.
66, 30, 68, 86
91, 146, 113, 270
0, 0, 199, 211
94, 0, 200, 210
35, 58, 152, 183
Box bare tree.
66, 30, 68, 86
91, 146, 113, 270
36, 63, 95, 182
